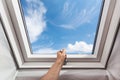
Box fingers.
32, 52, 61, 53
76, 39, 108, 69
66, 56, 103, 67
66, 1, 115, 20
57, 49, 66, 57
62, 49, 66, 54
61, 49, 67, 65
59, 49, 66, 54
56, 49, 67, 65
62, 49, 66, 58
57, 49, 66, 54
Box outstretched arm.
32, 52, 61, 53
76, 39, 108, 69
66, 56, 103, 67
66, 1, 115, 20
40, 49, 67, 80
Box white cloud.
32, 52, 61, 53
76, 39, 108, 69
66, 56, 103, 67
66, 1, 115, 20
33, 41, 93, 54
67, 41, 93, 53
25, 0, 47, 43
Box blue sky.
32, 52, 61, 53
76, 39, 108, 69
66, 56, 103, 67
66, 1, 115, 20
20, 0, 103, 54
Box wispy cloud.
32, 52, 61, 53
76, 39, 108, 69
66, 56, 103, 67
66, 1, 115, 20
32, 38, 54, 51
87, 32, 95, 38
25, 0, 47, 43
34, 48, 58, 54
60, 24, 74, 29
59, 0, 101, 29
62, 2, 70, 16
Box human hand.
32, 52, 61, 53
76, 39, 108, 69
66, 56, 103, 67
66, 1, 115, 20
56, 49, 67, 65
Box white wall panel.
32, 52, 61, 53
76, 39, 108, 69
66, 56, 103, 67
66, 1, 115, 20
0, 17, 17, 80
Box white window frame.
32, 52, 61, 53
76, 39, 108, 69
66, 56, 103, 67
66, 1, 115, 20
0, 0, 120, 69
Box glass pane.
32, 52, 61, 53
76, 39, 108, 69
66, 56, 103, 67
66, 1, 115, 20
20, 0, 103, 55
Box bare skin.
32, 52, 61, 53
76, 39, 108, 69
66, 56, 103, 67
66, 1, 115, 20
40, 49, 67, 80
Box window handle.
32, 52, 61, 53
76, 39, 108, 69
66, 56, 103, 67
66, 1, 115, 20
63, 58, 67, 65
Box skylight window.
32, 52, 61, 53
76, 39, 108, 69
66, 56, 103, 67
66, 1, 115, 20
20, 0, 103, 55
3, 0, 118, 68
